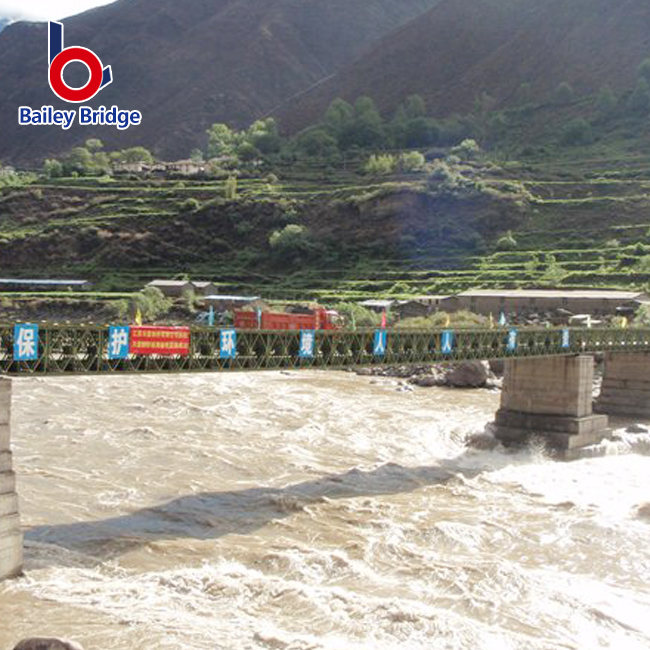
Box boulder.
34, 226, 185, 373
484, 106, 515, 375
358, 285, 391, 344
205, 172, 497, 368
13, 640, 84, 650
626, 424, 649, 434
446, 361, 488, 388
410, 375, 444, 388
488, 359, 504, 376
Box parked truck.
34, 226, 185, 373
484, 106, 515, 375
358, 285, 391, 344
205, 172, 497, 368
234, 307, 341, 330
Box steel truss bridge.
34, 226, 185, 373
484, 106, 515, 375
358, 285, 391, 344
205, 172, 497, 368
2, 325, 650, 376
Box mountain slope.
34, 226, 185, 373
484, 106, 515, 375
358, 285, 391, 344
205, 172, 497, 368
0, 0, 440, 163
277, 0, 650, 132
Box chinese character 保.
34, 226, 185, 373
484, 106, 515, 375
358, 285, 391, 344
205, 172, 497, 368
14, 325, 38, 361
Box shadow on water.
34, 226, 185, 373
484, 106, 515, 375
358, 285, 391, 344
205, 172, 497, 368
24, 451, 495, 565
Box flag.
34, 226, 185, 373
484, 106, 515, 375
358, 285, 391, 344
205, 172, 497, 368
621, 316, 628, 329
256, 308, 262, 329
444, 314, 451, 328
208, 305, 215, 327
135, 308, 143, 326
489, 313, 494, 329
381, 310, 387, 328
498, 312, 507, 327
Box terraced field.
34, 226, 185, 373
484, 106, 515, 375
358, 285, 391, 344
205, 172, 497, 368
1, 154, 650, 304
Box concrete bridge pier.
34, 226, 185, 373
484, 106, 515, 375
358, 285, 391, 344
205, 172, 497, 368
494, 355, 609, 456
596, 352, 650, 418
0, 378, 22, 580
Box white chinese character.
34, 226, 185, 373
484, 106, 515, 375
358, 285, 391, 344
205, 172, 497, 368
221, 331, 236, 356
110, 329, 129, 356
300, 332, 315, 356
17, 328, 36, 358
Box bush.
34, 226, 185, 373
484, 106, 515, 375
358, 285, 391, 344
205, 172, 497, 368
269, 224, 309, 253
224, 176, 238, 200
131, 287, 173, 322
398, 151, 426, 172
496, 231, 517, 251
554, 82, 575, 105
364, 153, 397, 175
331, 302, 382, 328
182, 198, 201, 212
561, 118, 593, 146
451, 138, 481, 160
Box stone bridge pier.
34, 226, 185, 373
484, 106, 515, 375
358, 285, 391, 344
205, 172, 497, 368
596, 352, 650, 417
0, 378, 22, 581
494, 355, 610, 455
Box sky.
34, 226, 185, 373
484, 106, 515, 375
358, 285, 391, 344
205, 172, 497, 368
0, 1, 115, 21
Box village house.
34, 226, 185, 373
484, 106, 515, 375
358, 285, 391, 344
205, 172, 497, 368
0, 279, 92, 292
439, 289, 650, 317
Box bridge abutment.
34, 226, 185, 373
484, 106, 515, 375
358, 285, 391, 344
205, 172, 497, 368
494, 355, 609, 454
0, 378, 22, 581
595, 352, 650, 418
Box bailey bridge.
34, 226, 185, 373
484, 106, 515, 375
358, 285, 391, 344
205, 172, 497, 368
2, 323, 650, 581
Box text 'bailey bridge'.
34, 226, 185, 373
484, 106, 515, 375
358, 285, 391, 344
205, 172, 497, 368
3, 323, 650, 580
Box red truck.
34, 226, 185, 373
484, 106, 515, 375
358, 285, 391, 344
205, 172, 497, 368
234, 307, 341, 330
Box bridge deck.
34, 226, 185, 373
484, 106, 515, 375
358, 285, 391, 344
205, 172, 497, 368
1, 325, 649, 376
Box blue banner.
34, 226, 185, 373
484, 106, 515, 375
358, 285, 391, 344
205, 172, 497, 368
507, 328, 518, 351
299, 330, 316, 358
108, 326, 130, 360
14, 324, 39, 361
220, 329, 237, 359
441, 330, 454, 355
373, 330, 387, 356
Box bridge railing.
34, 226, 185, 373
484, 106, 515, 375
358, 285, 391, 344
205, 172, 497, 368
1, 324, 650, 376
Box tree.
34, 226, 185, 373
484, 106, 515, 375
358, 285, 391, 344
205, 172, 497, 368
190, 148, 204, 163
404, 94, 426, 119
206, 123, 237, 157
561, 117, 593, 145
43, 159, 64, 178
638, 57, 650, 83
85, 138, 104, 152
114, 147, 154, 164
248, 118, 282, 154
323, 98, 354, 138
294, 128, 339, 159
235, 142, 260, 162
629, 78, 650, 114
595, 85, 617, 118
342, 96, 384, 149
554, 81, 575, 105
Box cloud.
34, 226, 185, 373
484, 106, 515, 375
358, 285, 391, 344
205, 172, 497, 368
0, 1, 115, 21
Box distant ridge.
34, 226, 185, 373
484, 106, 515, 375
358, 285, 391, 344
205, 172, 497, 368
0, 0, 440, 163
276, 0, 650, 132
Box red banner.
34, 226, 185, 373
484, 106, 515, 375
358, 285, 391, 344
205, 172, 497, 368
130, 326, 191, 356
